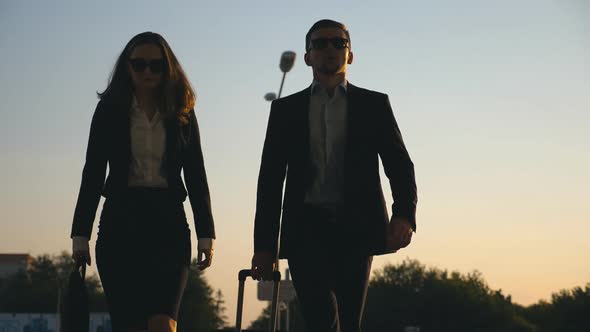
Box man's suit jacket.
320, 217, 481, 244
254, 83, 417, 258
71, 98, 215, 240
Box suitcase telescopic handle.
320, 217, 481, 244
236, 269, 282, 332
238, 269, 281, 281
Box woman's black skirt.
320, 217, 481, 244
95, 187, 191, 330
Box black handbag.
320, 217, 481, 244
60, 262, 89, 332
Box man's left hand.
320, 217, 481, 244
386, 217, 413, 252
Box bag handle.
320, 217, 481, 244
75, 259, 86, 280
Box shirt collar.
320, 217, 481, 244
131, 95, 140, 112
311, 79, 348, 96
131, 96, 160, 113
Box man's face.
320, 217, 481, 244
305, 27, 353, 75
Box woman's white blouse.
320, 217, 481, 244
127, 98, 169, 188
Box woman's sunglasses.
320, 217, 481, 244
128, 58, 165, 73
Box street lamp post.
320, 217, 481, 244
262, 50, 296, 332
264, 51, 296, 101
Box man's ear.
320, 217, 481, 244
304, 52, 312, 66
347, 51, 354, 65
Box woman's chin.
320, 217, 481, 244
136, 82, 160, 90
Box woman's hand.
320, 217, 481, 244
72, 236, 91, 266
197, 249, 213, 270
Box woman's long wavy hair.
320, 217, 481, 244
98, 32, 195, 124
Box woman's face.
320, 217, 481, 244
127, 43, 164, 91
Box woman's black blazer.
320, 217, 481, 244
71, 99, 215, 240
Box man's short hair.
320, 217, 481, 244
305, 19, 351, 51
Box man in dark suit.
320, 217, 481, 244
251, 19, 417, 332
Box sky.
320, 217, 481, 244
0, 0, 588, 327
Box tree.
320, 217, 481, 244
249, 259, 539, 331
0, 252, 106, 313
364, 259, 536, 331
523, 283, 590, 332
0, 253, 227, 332
248, 298, 306, 331
177, 258, 227, 331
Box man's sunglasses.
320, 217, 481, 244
128, 58, 165, 73
309, 37, 349, 50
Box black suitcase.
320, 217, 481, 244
235, 269, 281, 332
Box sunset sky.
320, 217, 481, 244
1, 0, 588, 327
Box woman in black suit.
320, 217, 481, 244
70, 32, 215, 332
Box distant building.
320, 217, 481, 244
0, 254, 32, 278
0, 313, 57, 332
0, 313, 111, 332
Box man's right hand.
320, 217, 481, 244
72, 237, 91, 266
251, 251, 275, 281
